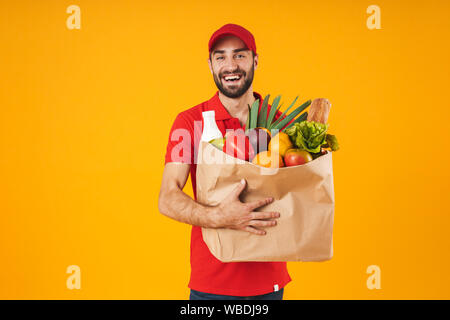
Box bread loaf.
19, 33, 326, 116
307, 98, 331, 124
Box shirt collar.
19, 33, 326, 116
206, 91, 263, 120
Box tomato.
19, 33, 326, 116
284, 149, 313, 166
223, 132, 255, 161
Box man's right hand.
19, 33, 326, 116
210, 179, 280, 235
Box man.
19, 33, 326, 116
158, 24, 291, 300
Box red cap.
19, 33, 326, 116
208, 24, 257, 56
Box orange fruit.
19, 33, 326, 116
252, 151, 285, 168
268, 132, 293, 157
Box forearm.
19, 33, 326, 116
158, 186, 218, 228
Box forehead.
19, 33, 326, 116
211, 35, 248, 53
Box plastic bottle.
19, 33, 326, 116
201, 111, 223, 142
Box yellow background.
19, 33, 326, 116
1, 0, 449, 299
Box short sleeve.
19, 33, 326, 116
164, 113, 194, 165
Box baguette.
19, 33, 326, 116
307, 98, 331, 124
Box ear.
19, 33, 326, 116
208, 58, 213, 74
253, 54, 258, 70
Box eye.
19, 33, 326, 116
216, 56, 224, 60
236, 54, 245, 58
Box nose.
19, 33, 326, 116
223, 56, 239, 72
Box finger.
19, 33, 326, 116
247, 197, 274, 211
230, 179, 247, 199
249, 211, 280, 220
244, 226, 266, 236
248, 219, 277, 228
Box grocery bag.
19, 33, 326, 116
196, 141, 335, 262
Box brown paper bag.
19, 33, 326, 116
196, 141, 335, 262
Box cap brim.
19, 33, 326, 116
209, 31, 251, 53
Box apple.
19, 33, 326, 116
284, 149, 313, 166
209, 138, 225, 150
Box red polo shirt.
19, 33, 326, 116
164, 91, 292, 296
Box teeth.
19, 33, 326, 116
224, 75, 241, 81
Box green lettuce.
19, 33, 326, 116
284, 121, 329, 153
325, 134, 340, 151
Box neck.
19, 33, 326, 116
218, 87, 256, 120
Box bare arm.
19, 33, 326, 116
158, 162, 215, 227
158, 162, 280, 235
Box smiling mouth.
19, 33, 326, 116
222, 74, 242, 83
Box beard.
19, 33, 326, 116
212, 64, 255, 99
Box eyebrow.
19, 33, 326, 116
212, 48, 249, 56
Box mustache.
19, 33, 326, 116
220, 69, 246, 78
